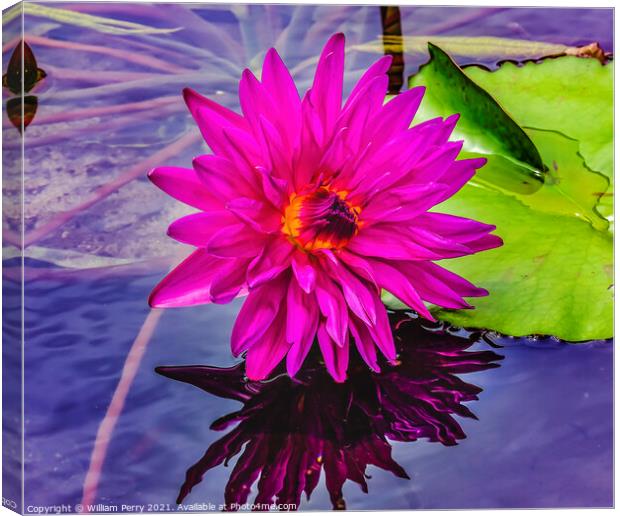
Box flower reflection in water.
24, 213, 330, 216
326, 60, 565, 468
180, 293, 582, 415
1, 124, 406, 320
157, 313, 503, 510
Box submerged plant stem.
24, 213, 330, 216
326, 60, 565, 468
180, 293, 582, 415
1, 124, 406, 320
81, 308, 164, 509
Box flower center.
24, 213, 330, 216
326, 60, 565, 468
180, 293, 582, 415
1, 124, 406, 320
282, 187, 360, 251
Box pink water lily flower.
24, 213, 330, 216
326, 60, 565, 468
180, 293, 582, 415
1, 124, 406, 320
148, 33, 502, 382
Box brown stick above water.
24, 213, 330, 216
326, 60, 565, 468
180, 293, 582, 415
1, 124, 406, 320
380, 6, 405, 95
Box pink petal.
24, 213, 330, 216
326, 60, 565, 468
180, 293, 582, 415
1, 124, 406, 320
261, 47, 302, 147
366, 294, 397, 361
226, 197, 281, 233
183, 87, 248, 155
336, 250, 376, 284
246, 236, 294, 288
368, 86, 425, 148
411, 141, 463, 183
366, 257, 434, 320
257, 114, 293, 180
428, 113, 460, 146
344, 55, 392, 110
414, 212, 497, 243
346, 124, 438, 198
322, 254, 377, 325
231, 274, 289, 356
221, 126, 263, 173
293, 93, 324, 189
285, 280, 319, 377
167, 211, 239, 247
348, 315, 379, 372
316, 127, 350, 179
463, 233, 504, 253
335, 74, 389, 155
413, 212, 503, 254
398, 261, 488, 309
238, 68, 265, 127
309, 33, 345, 140
256, 166, 289, 208
434, 157, 486, 199
403, 226, 473, 259
245, 308, 290, 381
184, 87, 245, 127
314, 273, 348, 347
347, 226, 443, 261
291, 252, 317, 293
193, 154, 258, 200
209, 258, 250, 303
148, 250, 236, 308
207, 223, 267, 258
239, 69, 292, 165
361, 183, 450, 225
316, 322, 349, 383
148, 166, 219, 211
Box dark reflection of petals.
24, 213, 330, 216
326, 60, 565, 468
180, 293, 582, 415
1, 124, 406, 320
157, 313, 503, 510
7, 96, 38, 133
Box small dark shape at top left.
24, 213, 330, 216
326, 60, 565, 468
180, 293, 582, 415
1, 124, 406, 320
2, 40, 47, 94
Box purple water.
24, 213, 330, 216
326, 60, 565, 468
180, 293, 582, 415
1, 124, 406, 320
5, 264, 612, 510
2, 3, 613, 512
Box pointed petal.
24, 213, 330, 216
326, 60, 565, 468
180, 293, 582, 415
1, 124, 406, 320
148, 166, 219, 211
361, 183, 450, 225
323, 255, 377, 325
412, 141, 463, 183
348, 316, 379, 372
412, 212, 503, 255
347, 226, 443, 261
369, 86, 425, 147
183, 87, 248, 155
148, 250, 237, 308
193, 154, 258, 200
309, 33, 345, 139
254, 165, 289, 209
314, 274, 348, 346
257, 114, 293, 180
366, 294, 397, 361
291, 252, 317, 293
317, 322, 349, 383
366, 258, 435, 320
207, 223, 267, 258
344, 55, 391, 110
245, 308, 289, 380
231, 274, 289, 355
226, 197, 281, 233
209, 258, 250, 303
285, 281, 319, 377
261, 47, 301, 146
167, 211, 239, 247
434, 157, 486, 199
402, 260, 490, 307
246, 236, 294, 288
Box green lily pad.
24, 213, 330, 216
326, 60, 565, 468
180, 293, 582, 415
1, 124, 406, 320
409, 43, 545, 195
464, 57, 614, 224
389, 44, 614, 341
498, 128, 608, 230
428, 183, 613, 341
383, 139, 613, 340
465, 57, 613, 181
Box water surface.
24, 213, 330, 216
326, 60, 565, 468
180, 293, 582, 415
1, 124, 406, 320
2, 4, 613, 511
